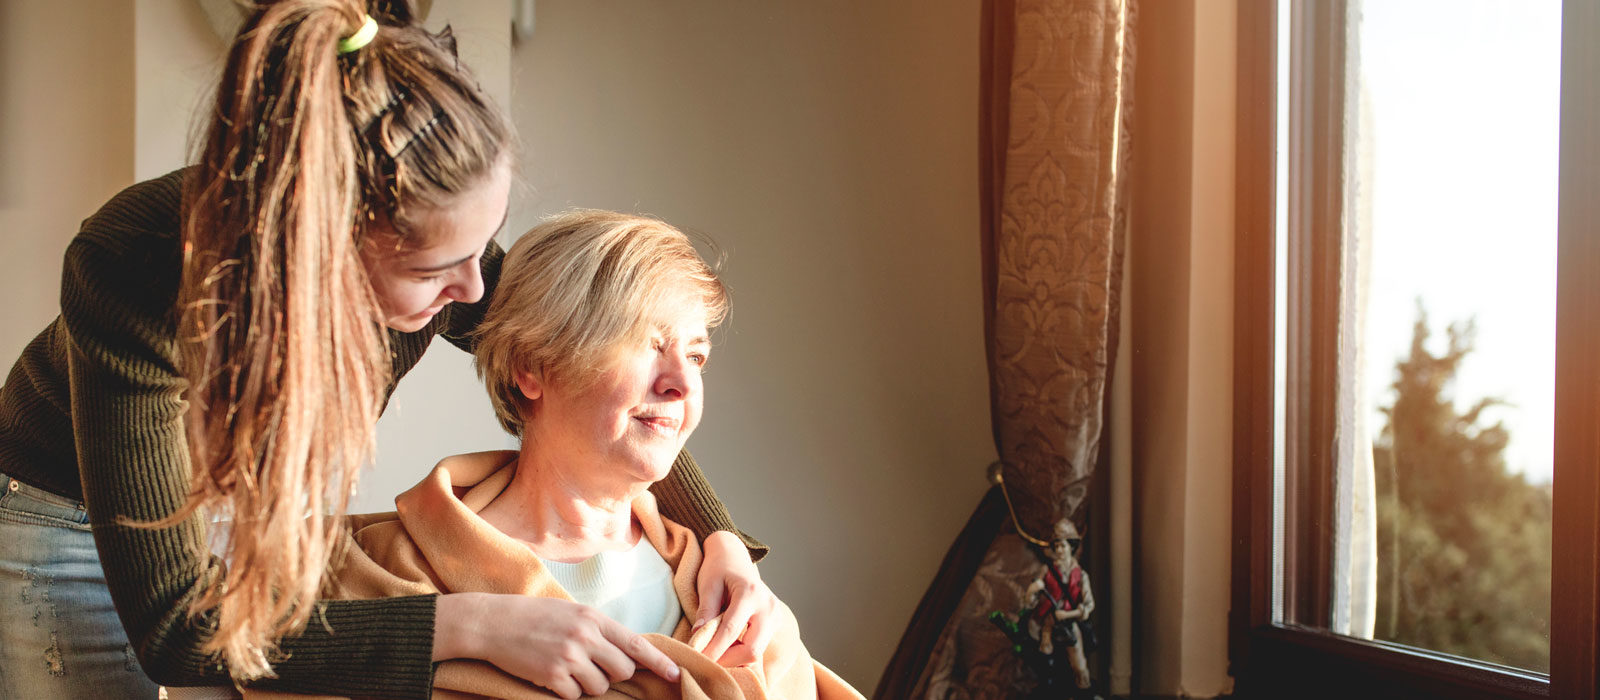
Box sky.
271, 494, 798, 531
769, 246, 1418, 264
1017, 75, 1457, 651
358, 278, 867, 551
1354, 0, 1562, 484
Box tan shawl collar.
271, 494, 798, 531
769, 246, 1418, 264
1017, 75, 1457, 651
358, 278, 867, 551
247, 451, 861, 700
344, 450, 700, 608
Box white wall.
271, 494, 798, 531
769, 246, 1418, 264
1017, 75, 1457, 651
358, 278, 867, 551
133, 0, 217, 180
507, 3, 994, 687
0, 1, 134, 366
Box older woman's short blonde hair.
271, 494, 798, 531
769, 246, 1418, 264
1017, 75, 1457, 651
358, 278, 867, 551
474, 209, 728, 437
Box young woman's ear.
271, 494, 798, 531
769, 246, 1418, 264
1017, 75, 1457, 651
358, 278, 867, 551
513, 368, 543, 402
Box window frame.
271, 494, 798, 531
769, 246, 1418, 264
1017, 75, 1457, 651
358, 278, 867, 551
1229, 1, 1600, 698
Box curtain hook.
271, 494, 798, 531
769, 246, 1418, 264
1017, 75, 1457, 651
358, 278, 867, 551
987, 461, 1052, 548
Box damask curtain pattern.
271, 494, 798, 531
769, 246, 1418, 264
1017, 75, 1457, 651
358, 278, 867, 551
984, 0, 1132, 539
879, 0, 1133, 696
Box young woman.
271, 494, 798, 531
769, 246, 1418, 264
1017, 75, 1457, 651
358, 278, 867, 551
0, 3, 770, 698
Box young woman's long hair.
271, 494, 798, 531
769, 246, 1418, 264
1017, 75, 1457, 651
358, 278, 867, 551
173, 0, 511, 680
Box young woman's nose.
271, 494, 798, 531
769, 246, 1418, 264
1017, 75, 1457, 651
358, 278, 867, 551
444, 262, 485, 304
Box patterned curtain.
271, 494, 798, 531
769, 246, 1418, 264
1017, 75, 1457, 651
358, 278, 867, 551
877, 0, 1134, 697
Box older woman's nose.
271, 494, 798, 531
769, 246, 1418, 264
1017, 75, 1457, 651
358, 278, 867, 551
653, 356, 698, 398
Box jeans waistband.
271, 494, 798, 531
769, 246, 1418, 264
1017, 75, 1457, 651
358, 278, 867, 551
0, 471, 90, 526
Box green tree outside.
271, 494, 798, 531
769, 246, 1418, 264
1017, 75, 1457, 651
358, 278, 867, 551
1372, 306, 1552, 672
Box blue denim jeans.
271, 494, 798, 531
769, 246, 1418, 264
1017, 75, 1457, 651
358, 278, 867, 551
0, 471, 160, 697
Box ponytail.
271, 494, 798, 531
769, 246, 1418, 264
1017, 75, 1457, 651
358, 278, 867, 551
174, 0, 511, 680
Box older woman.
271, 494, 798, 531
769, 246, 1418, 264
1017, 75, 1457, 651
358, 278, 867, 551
245, 211, 860, 700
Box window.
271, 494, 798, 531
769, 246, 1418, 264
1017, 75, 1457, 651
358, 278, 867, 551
1231, 1, 1600, 698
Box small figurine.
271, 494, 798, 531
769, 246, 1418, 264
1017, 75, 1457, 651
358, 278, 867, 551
990, 519, 1100, 699
1027, 520, 1095, 689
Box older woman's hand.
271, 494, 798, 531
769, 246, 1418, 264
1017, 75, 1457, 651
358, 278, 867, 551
693, 530, 780, 666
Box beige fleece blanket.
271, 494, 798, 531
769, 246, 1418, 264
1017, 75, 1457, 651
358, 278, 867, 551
244, 451, 861, 700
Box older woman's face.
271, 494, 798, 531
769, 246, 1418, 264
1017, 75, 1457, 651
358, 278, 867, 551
524, 294, 711, 486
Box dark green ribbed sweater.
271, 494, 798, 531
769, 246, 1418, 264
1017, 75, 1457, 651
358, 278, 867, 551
0, 170, 762, 698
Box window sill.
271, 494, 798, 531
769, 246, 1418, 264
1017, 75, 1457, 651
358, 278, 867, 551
1237, 623, 1549, 700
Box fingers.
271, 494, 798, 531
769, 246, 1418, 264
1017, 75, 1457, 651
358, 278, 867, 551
698, 615, 743, 663
736, 599, 778, 664
599, 614, 680, 682
476, 596, 675, 697
699, 579, 759, 661
571, 659, 612, 698
587, 635, 637, 684
696, 530, 750, 628
715, 641, 759, 667
544, 674, 583, 700
702, 582, 782, 667
695, 576, 727, 628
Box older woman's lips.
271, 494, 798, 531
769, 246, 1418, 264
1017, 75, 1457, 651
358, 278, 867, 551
633, 416, 681, 434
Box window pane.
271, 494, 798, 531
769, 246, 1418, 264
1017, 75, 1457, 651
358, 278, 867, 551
1334, 0, 1559, 673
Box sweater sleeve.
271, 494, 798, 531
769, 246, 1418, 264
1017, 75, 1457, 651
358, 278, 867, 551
60, 234, 436, 699
651, 450, 768, 562
439, 237, 768, 561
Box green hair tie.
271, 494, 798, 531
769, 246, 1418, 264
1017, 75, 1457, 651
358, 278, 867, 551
338, 15, 378, 54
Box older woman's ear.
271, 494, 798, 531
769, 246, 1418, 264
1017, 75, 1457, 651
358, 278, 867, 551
513, 369, 543, 402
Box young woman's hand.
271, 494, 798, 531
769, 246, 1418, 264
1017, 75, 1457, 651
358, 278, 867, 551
693, 530, 779, 666
434, 592, 679, 699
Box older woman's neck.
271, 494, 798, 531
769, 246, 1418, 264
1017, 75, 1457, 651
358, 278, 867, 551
477, 447, 645, 563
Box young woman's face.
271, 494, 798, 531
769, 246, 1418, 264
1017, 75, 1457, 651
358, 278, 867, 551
362, 162, 513, 332
521, 293, 712, 490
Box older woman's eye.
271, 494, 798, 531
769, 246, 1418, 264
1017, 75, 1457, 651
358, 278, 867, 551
688, 352, 708, 368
